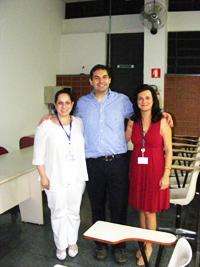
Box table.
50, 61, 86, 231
0, 147, 43, 224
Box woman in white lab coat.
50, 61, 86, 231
33, 88, 88, 260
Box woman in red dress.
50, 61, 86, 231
126, 85, 172, 266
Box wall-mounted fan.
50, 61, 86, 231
140, 0, 167, 35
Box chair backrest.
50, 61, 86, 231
0, 146, 8, 155
170, 170, 199, 206
167, 237, 192, 267
19, 136, 34, 149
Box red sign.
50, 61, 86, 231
151, 68, 161, 78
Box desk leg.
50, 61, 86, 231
155, 245, 164, 267
138, 241, 149, 267
19, 170, 44, 224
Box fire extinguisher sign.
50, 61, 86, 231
151, 68, 161, 78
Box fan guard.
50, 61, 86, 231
140, 1, 167, 35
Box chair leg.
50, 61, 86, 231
159, 205, 196, 238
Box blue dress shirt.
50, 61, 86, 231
74, 89, 134, 158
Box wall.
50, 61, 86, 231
59, 32, 106, 74
165, 75, 200, 136
0, 0, 65, 151
56, 74, 91, 99
61, 11, 200, 103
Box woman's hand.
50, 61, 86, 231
38, 114, 52, 125
41, 175, 50, 190
160, 175, 169, 190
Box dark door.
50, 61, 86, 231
107, 33, 144, 99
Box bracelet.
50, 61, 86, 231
165, 167, 171, 170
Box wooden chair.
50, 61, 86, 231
167, 237, 192, 267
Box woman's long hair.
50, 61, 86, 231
132, 84, 162, 123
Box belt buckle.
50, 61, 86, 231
105, 155, 114, 162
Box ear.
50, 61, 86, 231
89, 78, 93, 86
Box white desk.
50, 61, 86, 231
0, 147, 43, 224
84, 221, 177, 267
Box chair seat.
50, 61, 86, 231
0, 146, 8, 155
19, 135, 34, 149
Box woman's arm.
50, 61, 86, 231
37, 165, 50, 190
125, 119, 134, 143
33, 122, 49, 189
160, 118, 173, 190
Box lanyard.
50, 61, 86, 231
141, 121, 146, 156
56, 114, 72, 144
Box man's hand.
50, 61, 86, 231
163, 112, 174, 128
38, 114, 51, 125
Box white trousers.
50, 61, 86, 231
45, 182, 85, 250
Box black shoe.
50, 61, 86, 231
95, 246, 108, 260
113, 248, 128, 264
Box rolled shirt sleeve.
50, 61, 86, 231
32, 121, 48, 166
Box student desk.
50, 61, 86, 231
0, 147, 43, 224
84, 221, 177, 267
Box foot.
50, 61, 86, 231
136, 247, 152, 266
95, 246, 108, 260
56, 248, 66, 260
136, 249, 142, 259
68, 244, 78, 258
113, 248, 128, 264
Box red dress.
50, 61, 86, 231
129, 120, 169, 212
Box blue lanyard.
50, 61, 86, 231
56, 114, 72, 144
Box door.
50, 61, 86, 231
107, 33, 144, 99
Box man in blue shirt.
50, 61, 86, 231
75, 64, 133, 264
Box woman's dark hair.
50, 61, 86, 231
54, 88, 76, 114
90, 64, 111, 79
132, 84, 162, 123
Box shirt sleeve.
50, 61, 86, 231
73, 99, 81, 117
123, 95, 134, 119
32, 122, 48, 165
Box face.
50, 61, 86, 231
137, 90, 153, 112
55, 93, 74, 117
89, 69, 111, 94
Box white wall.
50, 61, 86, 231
59, 32, 106, 74
62, 14, 143, 34
168, 11, 200, 31
62, 12, 200, 34
0, 0, 65, 151
61, 12, 200, 103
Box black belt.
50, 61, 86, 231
88, 153, 127, 162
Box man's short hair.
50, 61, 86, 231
90, 64, 111, 79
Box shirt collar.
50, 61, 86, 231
90, 88, 111, 98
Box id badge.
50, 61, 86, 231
138, 157, 148, 164
66, 151, 75, 161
